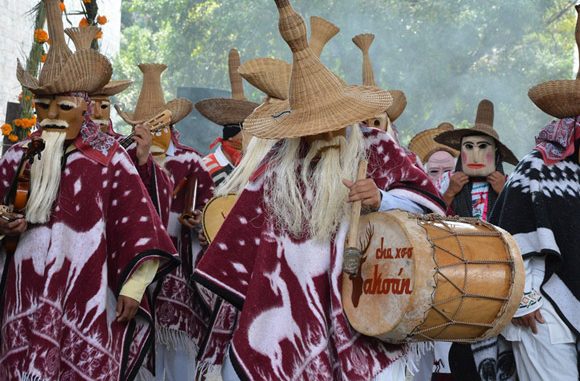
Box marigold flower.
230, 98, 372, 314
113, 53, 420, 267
83, 0, 92, 3
97, 16, 107, 25
13, 119, 21, 128
59, 2, 66, 12
79, 18, 89, 28
96, 30, 103, 39
1, 124, 12, 136
34, 29, 49, 44
41, 54, 47, 63
8, 134, 19, 143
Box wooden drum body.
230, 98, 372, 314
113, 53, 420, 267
342, 210, 524, 343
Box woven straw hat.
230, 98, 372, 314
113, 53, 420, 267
435, 99, 518, 165
244, 0, 392, 139
17, 0, 111, 96
116, 63, 193, 125
92, 80, 133, 98
194, 49, 259, 126
528, 5, 580, 118
238, 15, 339, 104
408, 123, 459, 164
352, 33, 406, 122
65, 26, 100, 51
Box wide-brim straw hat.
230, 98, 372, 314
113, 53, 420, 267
244, 0, 392, 139
408, 122, 459, 163
194, 49, 259, 126
352, 33, 406, 122
91, 80, 133, 98
17, 0, 111, 96
116, 63, 192, 125
434, 99, 518, 165
528, 5, 580, 118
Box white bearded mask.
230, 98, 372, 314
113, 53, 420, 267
426, 150, 456, 182
460, 134, 496, 177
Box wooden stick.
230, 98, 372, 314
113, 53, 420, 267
343, 159, 368, 275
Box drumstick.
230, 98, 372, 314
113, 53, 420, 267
343, 160, 369, 275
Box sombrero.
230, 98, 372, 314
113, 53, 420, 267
435, 99, 518, 165
243, 0, 392, 139
17, 0, 111, 96
352, 33, 406, 122
115, 63, 193, 126
194, 49, 259, 126
528, 5, 580, 118
408, 123, 459, 164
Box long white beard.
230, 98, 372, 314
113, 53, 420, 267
216, 137, 276, 196
26, 130, 66, 224
264, 126, 366, 242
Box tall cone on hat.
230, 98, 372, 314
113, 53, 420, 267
309, 16, 340, 58
116, 63, 193, 125
65, 26, 100, 51
239, 15, 339, 103
17, 0, 112, 95
353, 33, 407, 123
243, 0, 392, 139
195, 49, 259, 126
435, 99, 518, 165
408, 122, 459, 164
528, 5, 580, 118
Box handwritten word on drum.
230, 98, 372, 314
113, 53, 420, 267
375, 237, 413, 259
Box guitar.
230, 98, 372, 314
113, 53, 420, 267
118, 110, 173, 149
2, 137, 46, 254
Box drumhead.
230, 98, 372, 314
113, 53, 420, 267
202, 194, 238, 243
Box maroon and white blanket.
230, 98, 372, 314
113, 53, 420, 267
152, 134, 215, 356
194, 129, 445, 380
0, 130, 179, 381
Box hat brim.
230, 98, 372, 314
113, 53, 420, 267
92, 80, 133, 97
434, 127, 518, 166
17, 50, 112, 96
409, 123, 459, 163
244, 85, 393, 139
528, 80, 580, 119
116, 98, 193, 126
195, 98, 259, 126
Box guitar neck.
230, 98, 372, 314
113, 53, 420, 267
119, 110, 172, 150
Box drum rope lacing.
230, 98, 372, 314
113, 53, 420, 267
406, 214, 518, 342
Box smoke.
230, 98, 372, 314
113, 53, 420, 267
117, 0, 577, 165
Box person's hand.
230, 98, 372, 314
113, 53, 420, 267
116, 295, 140, 322
443, 172, 469, 206
512, 309, 545, 334
198, 230, 209, 246
133, 124, 152, 166
0, 216, 27, 236
179, 209, 202, 229
342, 178, 381, 211
487, 171, 506, 194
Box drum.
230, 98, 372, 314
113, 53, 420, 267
202, 194, 238, 243
342, 210, 524, 343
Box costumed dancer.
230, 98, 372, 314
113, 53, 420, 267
193, 1, 446, 380
65, 26, 172, 224
408, 122, 459, 187
0, 1, 179, 379
434, 99, 519, 381
488, 5, 580, 380
194, 16, 342, 379
117, 64, 214, 380
196, 49, 259, 187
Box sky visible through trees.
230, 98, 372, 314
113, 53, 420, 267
115, 0, 579, 160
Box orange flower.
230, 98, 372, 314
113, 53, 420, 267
41, 54, 47, 63
8, 134, 19, 143
1, 124, 12, 136
59, 2, 66, 12
34, 29, 49, 44
13, 119, 21, 128
96, 30, 103, 39
97, 15, 107, 25
24, 96, 31, 102
83, 0, 92, 3
79, 18, 89, 28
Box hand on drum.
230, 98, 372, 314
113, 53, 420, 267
342, 178, 381, 211
512, 309, 545, 334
